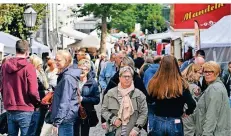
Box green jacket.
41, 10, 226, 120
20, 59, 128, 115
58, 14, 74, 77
194, 78, 231, 136
101, 87, 148, 136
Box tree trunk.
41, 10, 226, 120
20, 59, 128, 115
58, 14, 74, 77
100, 16, 107, 54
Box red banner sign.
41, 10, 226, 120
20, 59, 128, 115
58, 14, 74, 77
172, 4, 231, 29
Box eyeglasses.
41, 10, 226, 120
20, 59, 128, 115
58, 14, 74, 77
121, 75, 132, 79
203, 71, 214, 75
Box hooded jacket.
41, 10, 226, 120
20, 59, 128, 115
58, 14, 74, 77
1, 57, 40, 111
51, 67, 81, 126
81, 71, 100, 109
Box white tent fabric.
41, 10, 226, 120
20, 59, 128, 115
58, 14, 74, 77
0, 43, 4, 52
184, 15, 231, 64
60, 26, 88, 40
68, 35, 100, 49
147, 31, 183, 40
111, 31, 128, 38
184, 15, 231, 48
0, 32, 50, 55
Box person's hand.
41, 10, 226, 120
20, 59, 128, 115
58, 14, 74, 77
101, 122, 107, 129
113, 119, 122, 127
194, 87, 201, 96
182, 113, 189, 118
129, 129, 138, 136
52, 126, 58, 135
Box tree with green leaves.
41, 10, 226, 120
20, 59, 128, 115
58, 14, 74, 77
135, 4, 167, 34
0, 4, 47, 39
74, 4, 130, 53
110, 5, 137, 34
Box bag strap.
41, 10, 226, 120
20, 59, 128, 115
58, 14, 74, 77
226, 74, 230, 85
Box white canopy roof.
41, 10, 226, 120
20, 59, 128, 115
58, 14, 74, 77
0, 43, 4, 52
184, 15, 231, 49
68, 35, 100, 49
90, 29, 118, 43
111, 31, 128, 38
0, 32, 50, 55
60, 26, 88, 40
147, 31, 183, 40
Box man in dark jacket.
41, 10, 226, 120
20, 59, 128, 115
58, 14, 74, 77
1, 40, 40, 136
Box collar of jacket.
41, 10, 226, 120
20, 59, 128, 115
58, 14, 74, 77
208, 77, 222, 85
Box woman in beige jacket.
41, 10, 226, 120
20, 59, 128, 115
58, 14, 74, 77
102, 66, 148, 136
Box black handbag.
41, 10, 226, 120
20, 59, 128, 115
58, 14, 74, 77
88, 109, 99, 127
0, 112, 8, 134
105, 129, 116, 136
44, 111, 53, 124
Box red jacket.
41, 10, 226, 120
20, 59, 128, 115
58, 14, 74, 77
1, 57, 40, 111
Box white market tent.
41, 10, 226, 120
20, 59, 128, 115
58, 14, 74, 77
147, 31, 183, 40
0, 43, 4, 52
0, 32, 50, 55
60, 26, 88, 40
184, 15, 231, 63
0, 43, 4, 61
111, 31, 128, 38
68, 35, 101, 49
90, 29, 118, 43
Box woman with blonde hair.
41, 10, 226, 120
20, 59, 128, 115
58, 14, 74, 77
182, 63, 202, 100
193, 61, 231, 136
181, 63, 202, 136
29, 54, 49, 136
51, 50, 81, 136
147, 55, 196, 136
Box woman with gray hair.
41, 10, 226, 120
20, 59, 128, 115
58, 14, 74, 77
101, 56, 149, 131
102, 66, 148, 136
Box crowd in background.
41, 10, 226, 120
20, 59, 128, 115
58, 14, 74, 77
0, 36, 231, 136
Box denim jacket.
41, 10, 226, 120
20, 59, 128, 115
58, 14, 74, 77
143, 64, 159, 89
99, 61, 117, 90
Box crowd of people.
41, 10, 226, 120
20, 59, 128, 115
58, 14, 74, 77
0, 37, 231, 136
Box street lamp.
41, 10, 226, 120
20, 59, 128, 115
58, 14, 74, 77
23, 4, 37, 53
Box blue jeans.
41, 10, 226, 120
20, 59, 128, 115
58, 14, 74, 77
7, 111, 33, 136
149, 115, 184, 136
58, 122, 74, 136
148, 103, 155, 132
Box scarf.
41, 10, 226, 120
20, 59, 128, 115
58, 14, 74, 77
117, 82, 135, 125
